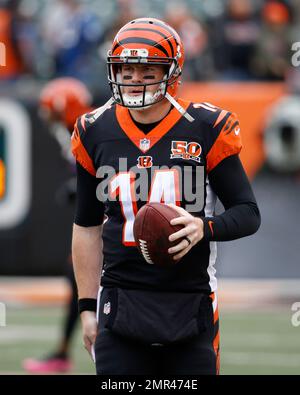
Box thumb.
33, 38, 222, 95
83, 333, 96, 355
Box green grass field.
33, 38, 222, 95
0, 305, 299, 375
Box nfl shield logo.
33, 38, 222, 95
139, 138, 150, 151
103, 301, 111, 315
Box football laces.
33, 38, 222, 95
138, 239, 154, 264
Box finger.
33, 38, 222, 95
91, 344, 96, 363
83, 335, 94, 355
167, 203, 190, 217
170, 216, 191, 226
85, 344, 95, 362
169, 226, 193, 242
173, 244, 193, 260
168, 238, 190, 254
89, 332, 97, 344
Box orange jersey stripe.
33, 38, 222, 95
210, 292, 219, 323
213, 329, 220, 352
213, 109, 228, 128
71, 123, 96, 176
206, 113, 242, 173
213, 329, 220, 375
213, 330, 220, 354
213, 307, 219, 324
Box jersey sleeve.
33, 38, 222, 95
74, 161, 105, 227
202, 154, 261, 241
205, 110, 242, 173
71, 114, 96, 176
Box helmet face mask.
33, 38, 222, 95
108, 60, 179, 109
107, 18, 184, 110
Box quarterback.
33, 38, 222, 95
71, 18, 261, 374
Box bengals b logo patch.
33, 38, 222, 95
137, 156, 153, 168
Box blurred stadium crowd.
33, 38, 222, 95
1, 0, 300, 97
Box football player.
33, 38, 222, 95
72, 18, 261, 375
23, 77, 92, 374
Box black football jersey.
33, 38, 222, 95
71, 99, 242, 293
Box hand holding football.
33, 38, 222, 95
133, 202, 186, 265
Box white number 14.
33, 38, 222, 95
109, 169, 180, 246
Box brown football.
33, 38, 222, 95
133, 202, 185, 265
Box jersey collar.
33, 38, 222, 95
116, 99, 191, 153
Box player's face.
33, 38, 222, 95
119, 64, 166, 96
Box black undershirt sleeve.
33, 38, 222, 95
202, 154, 261, 241
74, 162, 104, 227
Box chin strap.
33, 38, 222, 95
91, 97, 115, 121
165, 92, 195, 123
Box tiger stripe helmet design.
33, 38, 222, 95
107, 17, 193, 120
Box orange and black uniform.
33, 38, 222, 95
72, 100, 260, 374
